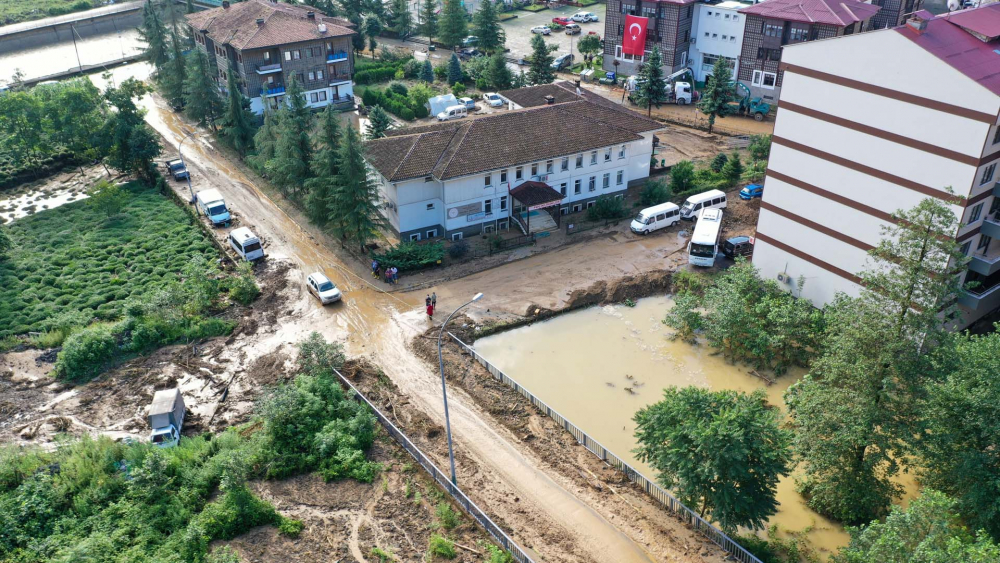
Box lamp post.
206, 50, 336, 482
437, 292, 484, 485
178, 132, 197, 204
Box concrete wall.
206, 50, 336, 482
0, 10, 142, 54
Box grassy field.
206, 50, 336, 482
0, 183, 218, 338
0, 0, 98, 26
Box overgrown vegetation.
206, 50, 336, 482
0, 335, 380, 562
0, 0, 97, 25
374, 241, 445, 271
585, 195, 627, 221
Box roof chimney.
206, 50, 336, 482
222, 0, 229, 7
256, 18, 265, 27
307, 11, 315, 19
318, 23, 327, 33
906, 10, 933, 33
544, 95, 555, 105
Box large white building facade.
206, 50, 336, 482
751, 7, 1000, 327
365, 83, 662, 241
688, 0, 748, 83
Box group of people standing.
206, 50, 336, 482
426, 292, 437, 318
371, 260, 398, 285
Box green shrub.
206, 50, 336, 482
399, 107, 415, 121
483, 544, 514, 563
586, 195, 627, 221
374, 241, 445, 271
671, 269, 712, 296
278, 518, 304, 537
639, 179, 671, 207
448, 240, 469, 259
54, 322, 119, 381
388, 82, 408, 97
428, 533, 457, 558
413, 104, 430, 119
226, 261, 260, 305
371, 546, 395, 562
206, 546, 242, 563
434, 502, 460, 530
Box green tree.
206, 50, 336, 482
484, 51, 512, 90
697, 57, 737, 133
634, 387, 793, 532
138, 1, 171, 74
661, 291, 702, 343
100, 78, 161, 183
218, 67, 257, 159
447, 53, 463, 85
438, 0, 468, 47
721, 151, 743, 186
269, 78, 313, 197
833, 490, 1000, 563
577, 33, 601, 61
160, 30, 188, 109
473, 0, 503, 53
186, 0, 195, 13
183, 48, 224, 129
329, 126, 388, 252
364, 17, 381, 56
305, 105, 343, 227
710, 153, 728, 173
366, 105, 392, 140
527, 32, 555, 85
787, 197, 968, 524
45, 79, 107, 171
87, 180, 131, 219
387, 0, 413, 38
668, 160, 695, 194
350, 15, 367, 54
0, 88, 45, 176
249, 108, 281, 177
420, 59, 435, 82
920, 332, 1000, 540
419, 0, 439, 43
0, 225, 12, 260
748, 134, 772, 162
639, 178, 671, 207
633, 47, 667, 117
513, 69, 528, 88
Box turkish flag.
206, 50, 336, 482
622, 15, 648, 56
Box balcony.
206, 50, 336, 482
327, 50, 349, 63
255, 63, 282, 74
981, 215, 1000, 240
264, 85, 286, 97
960, 268, 1000, 310
329, 74, 352, 85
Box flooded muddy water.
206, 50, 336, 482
474, 296, 861, 557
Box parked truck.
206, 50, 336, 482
148, 388, 185, 448
626, 68, 695, 105
196, 188, 231, 227
165, 158, 189, 181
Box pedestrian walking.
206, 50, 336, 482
426, 303, 434, 318
371, 259, 380, 279
391, 267, 398, 284
431, 292, 437, 307
426, 294, 432, 307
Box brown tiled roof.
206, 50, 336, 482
185, 0, 353, 51
739, 0, 879, 26
366, 97, 657, 182
509, 181, 563, 207
498, 81, 663, 135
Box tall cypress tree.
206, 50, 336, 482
219, 67, 257, 159
387, 0, 413, 38
420, 59, 434, 82
473, 0, 503, 53
697, 57, 737, 133
138, 2, 171, 75
439, 0, 467, 47
249, 105, 281, 177
160, 30, 187, 109
447, 53, 462, 85
304, 105, 343, 227
485, 51, 512, 90
527, 32, 555, 85
366, 105, 392, 140
183, 48, 224, 129
419, 0, 439, 43
269, 77, 313, 197
634, 47, 668, 117
330, 126, 387, 253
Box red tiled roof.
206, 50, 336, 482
739, 0, 880, 26
185, 0, 353, 51
897, 5, 1000, 97
509, 181, 563, 208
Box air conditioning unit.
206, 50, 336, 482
776, 272, 789, 284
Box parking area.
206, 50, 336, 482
501, 3, 606, 66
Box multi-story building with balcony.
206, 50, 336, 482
602, 0, 699, 77
869, 0, 922, 31
185, 0, 355, 115
750, 6, 1000, 328
364, 82, 663, 241
736, 0, 880, 101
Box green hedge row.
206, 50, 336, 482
360, 87, 429, 121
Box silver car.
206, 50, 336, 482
306, 272, 342, 304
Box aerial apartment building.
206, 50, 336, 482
751, 6, 1000, 328
364, 83, 663, 242
185, 0, 356, 115
603, 0, 699, 76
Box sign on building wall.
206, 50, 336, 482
448, 202, 482, 219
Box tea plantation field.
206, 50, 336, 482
0, 184, 218, 337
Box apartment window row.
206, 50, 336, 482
484, 148, 628, 188
705, 10, 739, 21
752, 70, 777, 89
702, 54, 736, 73
309, 91, 328, 103
757, 47, 782, 62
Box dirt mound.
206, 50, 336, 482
724, 196, 760, 235
523, 269, 674, 318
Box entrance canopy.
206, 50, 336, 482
510, 181, 563, 234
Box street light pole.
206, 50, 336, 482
437, 292, 484, 486
178, 132, 196, 204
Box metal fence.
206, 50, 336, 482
447, 334, 765, 563
331, 367, 536, 563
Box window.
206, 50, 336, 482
733, 15, 739, 21
561, 157, 569, 171
753, 70, 777, 89
788, 26, 809, 43
687, 5, 693, 17
426, 203, 435, 210
310, 93, 318, 103
531, 163, 538, 176
764, 23, 783, 37
712, 33, 718, 39
757, 47, 782, 61
970, 203, 984, 223
619, 145, 626, 159
994, 128, 1000, 145
317, 70, 324, 80
296, 73, 304, 83
602, 173, 610, 189
587, 201, 596, 209
590, 151, 597, 165
573, 204, 582, 213
614, 45, 652, 63
409, 233, 422, 241
426, 229, 438, 238
293, 50, 301, 60
978, 234, 993, 252
574, 179, 581, 194
318, 91, 327, 101
424, 176, 433, 182
560, 183, 567, 196
616, 170, 624, 185
724, 13, 730, 19
483, 225, 494, 234
452, 232, 463, 241
264, 51, 271, 61
730, 36, 736, 42
267, 75, 274, 84
498, 220, 508, 230
516, 167, 523, 180
485, 174, 492, 186
576, 154, 583, 168
960, 241, 971, 256
604, 148, 612, 162
326, 42, 333, 51
704, 32, 710, 37
588, 176, 596, 191
982, 163, 997, 185
485, 199, 493, 214
500, 196, 507, 210
500, 170, 507, 183
308, 71, 315, 80
546, 160, 553, 174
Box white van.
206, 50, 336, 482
630, 202, 681, 235
195, 189, 230, 227
680, 189, 727, 220
229, 227, 265, 261
437, 104, 467, 121
688, 208, 723, 267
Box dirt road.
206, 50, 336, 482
141, 92, 712, 562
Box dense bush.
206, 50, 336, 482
374, 241, 445, 271
0, 183, 220, 338
360, 86, 426, 121
586, 195, 627, 221
354, 55, 415, 85
639, 179, 671, 207
447, 240, 469, 259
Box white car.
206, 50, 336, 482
572, 12, 599, 22
306, 272, 342, 304
483, 92, 503, 107
531, 25, 551, 35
